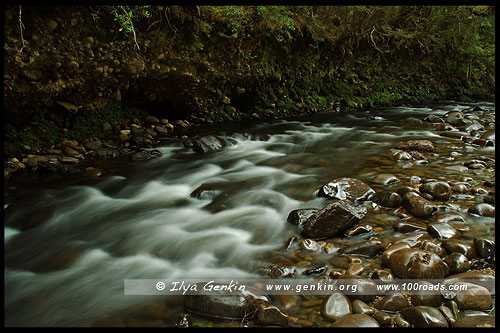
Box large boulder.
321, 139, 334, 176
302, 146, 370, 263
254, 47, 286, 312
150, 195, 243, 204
299, 199, 367, 239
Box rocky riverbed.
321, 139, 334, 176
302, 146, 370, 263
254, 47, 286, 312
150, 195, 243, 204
4, 100, 495, 327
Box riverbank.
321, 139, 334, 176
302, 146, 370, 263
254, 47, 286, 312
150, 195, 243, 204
4, 6, 495, 163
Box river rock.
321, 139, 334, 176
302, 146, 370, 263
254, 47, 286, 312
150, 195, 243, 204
424, 114, 444, 123
352, 300, 375, 315
372, 174, 399, 185
372, 191, 402, 208
442, 239, 477, 259
299, 199, 367, 240
467, 203, 495, 217
26, 155, 49, 168
390, 233, 432, 248
474, 238, 495, 264
445, 111, 466, 127
389, 248, 449, 279
410, 281, 444, 307
336, 275, 378, 302
390, 149, 413, 160
344, 224, 373, 237
321, 291, 352, 322
420, 239, 447, 257
401, 306, 448, 327
427, 223, 461, 240
339, 240, 384, 257
317, 177, 375, 201
393, 221, 427, 233
286, 208, 318, 228
330, 314, 380, 327
374, 291, 410, 312
402, 191, 437, 217
183, 283, 270, 320
83, 140, 102, 151
432, 211, 465, 224
420, 181, 452, 201
398, 139, 434, 152
451, 282, 493, 311
381, 243, 411, 267
444, 253, 470, 274
452, 315, 495, 327
191, 135, 232, 153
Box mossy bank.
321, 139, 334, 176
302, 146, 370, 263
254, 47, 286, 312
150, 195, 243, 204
4, 6, 495, 158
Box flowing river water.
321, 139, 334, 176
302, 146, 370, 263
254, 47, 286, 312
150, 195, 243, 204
4, 100, 495, 327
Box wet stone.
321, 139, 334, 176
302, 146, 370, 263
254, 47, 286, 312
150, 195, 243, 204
442, 239, 478, 259
420, 181, 452, 201
346, 263, 364, 276
395, 315, 411, 328
437, 305, 455, 326
371, 269, 395, 284
467, 203, 495, 217
330, 314, 379, 327
427, 223, 461, 240
302, 266, 327, 276
444, 253, 470, 274
300, 199, 367, 240
183, 284, 269, 320
269, 265, 296, 279
374, 291, 410, 312
191, 135, 233, 153
372, 174, 399, 185
432, 211, 465, 224
352, 300, 375, 315
403, 191, 437, 217
420, 239, 447, 258
299, 239, 321, 252
321, 291, 352, 322
398, 139, 434, 152
474, 238, 495, 264
451, 282, 493, 311
373, 311, 393, 326
451, 184, 468, 193
339, 240, 384, 257
381, 243, 411, 267
452, 315, 495, 328
410, 281, 443, 307
317, 177, 375, 202
393, 221, 427, 233
336, 275, 378, 302
344, 224, 373, 237
371, 191, 403, 208
401, 306, 448, 327
287, 209, 318, 228
389, 248, 449, 279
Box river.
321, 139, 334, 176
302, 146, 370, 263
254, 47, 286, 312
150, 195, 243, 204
4, 100, 495, 327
